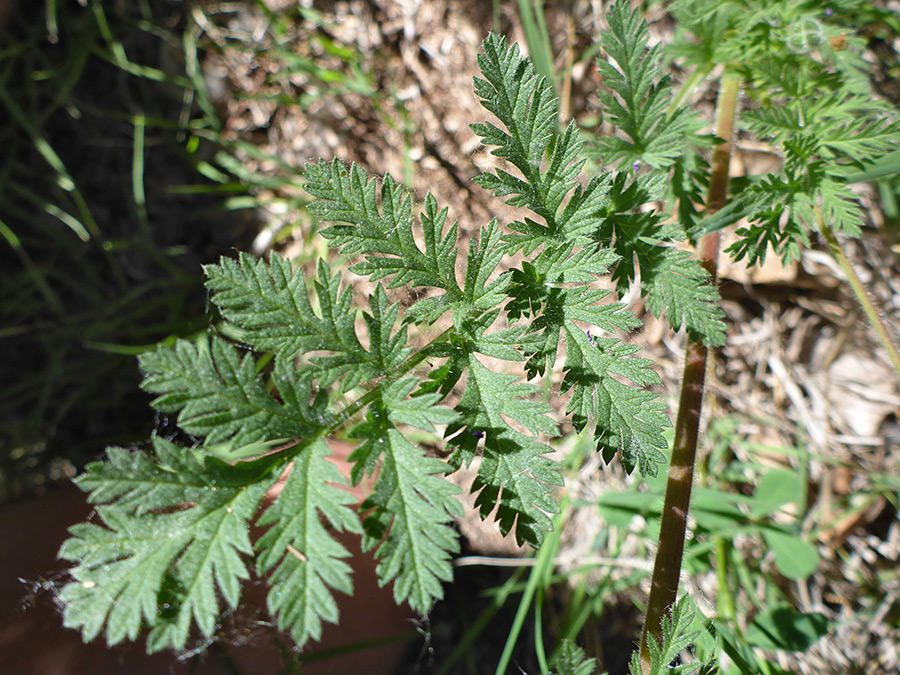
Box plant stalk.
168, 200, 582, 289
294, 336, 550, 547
818, 217, 900, 381
639, 71, 740, 670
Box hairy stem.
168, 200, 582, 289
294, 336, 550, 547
819, 217, 900, 381
639, 71, 740, 669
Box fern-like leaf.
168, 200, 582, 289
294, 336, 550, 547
564, 326, 669, 475
642, 247, 726, 343
306, 159, 462, 295
349, 378, 462, 613
599, 173, 727, 345
255, 438, 363, 647
629, 597, 705, 675
206, 253, 412, 391
553, 639, 600, 675
205, 252, 357, 359
472, 34, 594, 240
506, 248, 642, 378
59, 438, 273, 652
703, 6, 900, 264
593, 0, 697, 169
139, 338, 329, 446
447, 355, 562, 546
460, 219, 510, 311
470, 27, 685, 476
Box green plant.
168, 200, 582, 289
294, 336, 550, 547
550, 597, 707, 675
57, 0, 723, 658
638, 1, 900, 670
54, 0, 900, 672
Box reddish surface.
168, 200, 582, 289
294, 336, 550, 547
0, 442, 414, 674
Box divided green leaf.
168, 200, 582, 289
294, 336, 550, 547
255, 438, 363, 646
306, 159, 462, 296
139, 338, 329, 446
59, 438, 274, 652
349, 379, 462, 613
56, 4, 753, 659
446, 355, 562, 546
593, 0, 698, 170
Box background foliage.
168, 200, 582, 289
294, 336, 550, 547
3, 1, 900, 674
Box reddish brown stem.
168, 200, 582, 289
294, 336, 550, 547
638, 72, 740, 669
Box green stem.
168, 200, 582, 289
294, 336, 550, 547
516, 0, 555, 84
638, 71, 741, 671
714, 537, 735, 622
436, 568, 527, 675
669, 62, 713, 114
819, 216, 900, 381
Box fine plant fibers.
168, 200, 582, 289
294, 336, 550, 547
54, 0, 899, 672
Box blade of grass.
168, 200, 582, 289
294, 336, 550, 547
533, 564, 550, 674
494, 497, 570, 675
45, 32, 94, 120
182, 13, 221, 132
516, 0, 555, 84
0, 81, 116, 286
131, 113, 150, 238
7, 181, 89, 241
436, 567, 528, 675
0, 218, 64, 315
45, 0, 59, 43
90, 1, 191, 87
